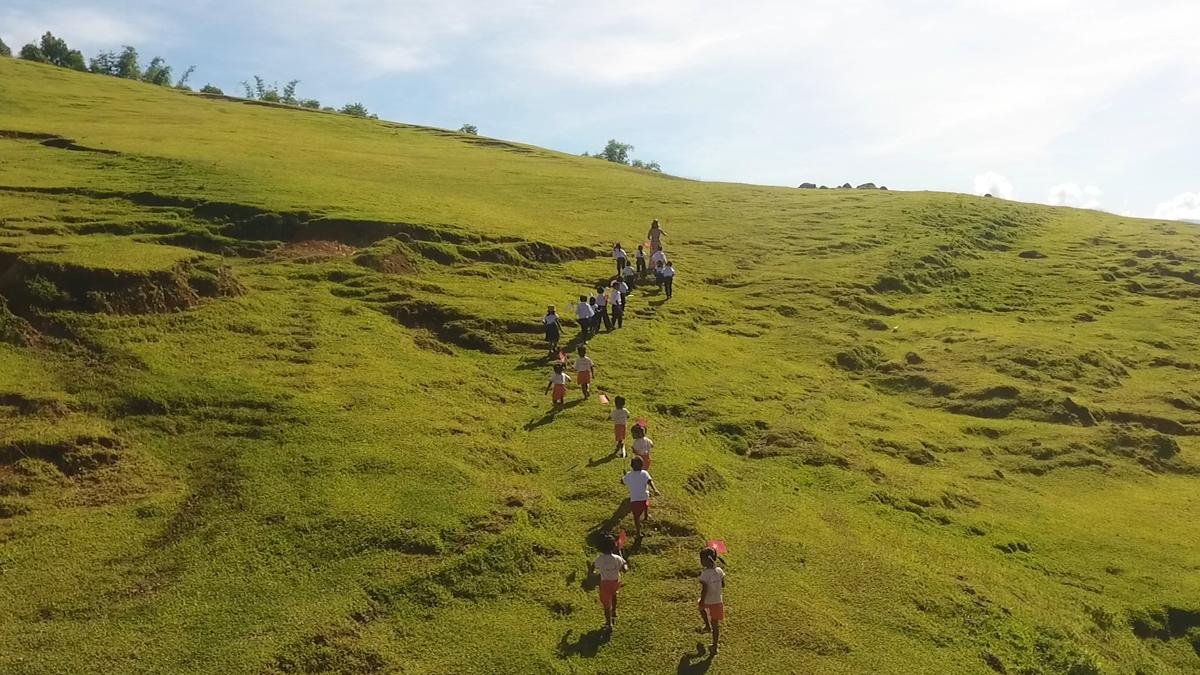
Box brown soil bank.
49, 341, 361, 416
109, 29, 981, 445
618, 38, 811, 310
0, 252, 243, 315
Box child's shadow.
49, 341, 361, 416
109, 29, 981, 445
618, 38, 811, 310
586, 450, 620, 468
523, 399, 583, 431
676, 643, 714, 674
515, 354, 555, 371
557, 628, 610, 658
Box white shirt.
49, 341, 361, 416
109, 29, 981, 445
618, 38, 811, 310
611, 408, 629, 425
575, 303, 594, 320
593, 553, 626, 581
613, 248, 627, 260
623, 469, 652, 501
636, 249, 646, 260
620, 265, 635, 278
700, 567, 725, 604
574, 356, 594, 373
662, 266, 676, 278
616, 281, 629, 294
596, 293, 608, 308
549, 372, 569, 385
651, 251, 666, 266
543, 314, 559, 325
633, 437, 653, 457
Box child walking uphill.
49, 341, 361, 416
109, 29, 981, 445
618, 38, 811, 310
545, 363, 571, 407
635, 244, 647, 276
542, 305, 561, 355
611, 396, 630, 456
662, 260, 676, 299
575, 295, 595, 338
631, 424, 653, 469
612, 243, 628, 276
574, 345, 595, 398
699, 547, 727, 655
589, 534, 628, 634
622, 457, 659, 537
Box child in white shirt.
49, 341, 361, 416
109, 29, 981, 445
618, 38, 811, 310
610, 396, 629, 456
544, 363, 571, 406
574, 345, 595, 398
631, 423, 653, 469
698, 547, 727, 655
589, 533, 628, 633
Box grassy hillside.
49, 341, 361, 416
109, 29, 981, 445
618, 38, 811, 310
2, 57, 1199, 674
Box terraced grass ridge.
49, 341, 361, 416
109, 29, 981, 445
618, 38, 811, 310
2, 57, 1199, 675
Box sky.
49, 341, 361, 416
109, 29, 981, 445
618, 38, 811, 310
2, 1, 1198, 220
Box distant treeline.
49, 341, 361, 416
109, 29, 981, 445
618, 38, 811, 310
0, 31, 377, 119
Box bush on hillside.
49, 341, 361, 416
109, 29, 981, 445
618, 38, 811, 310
34, 32, 86, 71
200, 84, 224, 95
90, 46, 142, 79
18, 44, 46, 63
589, 139, 663, 173
459, 124, 478, 135
299, 99, 321, 109
175, 65, 196, 90
340, 102, 371, 118
0, 38, 11, 57
142, 57, 172, 86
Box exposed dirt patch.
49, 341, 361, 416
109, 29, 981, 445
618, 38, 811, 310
272, 240, 357, 261
683, 465, 728, 495
0, 435, 122, 476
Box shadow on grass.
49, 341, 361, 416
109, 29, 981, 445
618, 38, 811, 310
557, 628, 610, 658
524, 399, 583, 431
586, 449, 621, 468
515, 353, 556, 371
676, 643, 714, 674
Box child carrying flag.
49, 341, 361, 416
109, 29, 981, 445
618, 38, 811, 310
611, 396, 629, 456
589, 533, 628, 633
574, 345, 596, 399
698, 547, 727, 655
545, 363, 571, 407
621, 457, 659, 537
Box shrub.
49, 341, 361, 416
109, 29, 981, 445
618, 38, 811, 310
142, 57, 172, 86
299, 99, 321, 109
116, 46, 140, 79
459, 124, 478, 135
340, 102, 370, 117
200, 84, 224, 95
19, 44, 46, 62
0, 38, 10, 57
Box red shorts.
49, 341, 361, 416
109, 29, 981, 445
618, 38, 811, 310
630, 500, 648, 518
614, 424, 627, 442
599, 580, 620, 608
552, 384, 567, 400
577, 371, 592, 385
702, 603, 725, 621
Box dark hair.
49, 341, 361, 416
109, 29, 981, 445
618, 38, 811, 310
651, 219, 659, 227
579, 294, 587, 303
631, 457, 643, 471
631, 424, 645, 439
700, 547, 718, 567
600, 533, 617, 554
578, 345, 587, 356
553, 363, 564, 373
614, 396, 625, 408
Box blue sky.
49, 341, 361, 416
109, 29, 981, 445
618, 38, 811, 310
3, 0, 1198, 219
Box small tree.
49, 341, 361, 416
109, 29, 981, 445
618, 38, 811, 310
116, 46, 140, 79
299, 99, 321, 109
142, 57, 172, 86
340, 102, 370, 117
458, 124, 478, 135
19, 44, 46, 62
281, 79, 299, 104
89, 51, 118, 75
597, 139, 633, 164
0, 38, 10, 57
175, 65, 196, 89
200, 84, 224, 95
631, 159, 662, 172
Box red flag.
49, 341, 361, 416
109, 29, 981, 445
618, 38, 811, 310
706, 539, 727, 554
598, 393, 610, 405
617, 530, 628, 550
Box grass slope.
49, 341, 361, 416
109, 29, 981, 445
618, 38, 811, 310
2, 58, 1200, 674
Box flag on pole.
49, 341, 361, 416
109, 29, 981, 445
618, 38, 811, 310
706, 539, 728, 554
617, 529, 628, 551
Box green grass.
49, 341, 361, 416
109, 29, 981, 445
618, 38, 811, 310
2, 58, 1200, 674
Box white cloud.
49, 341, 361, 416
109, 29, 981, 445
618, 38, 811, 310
1154, 192, 1200, 221
0, 6, 156, 51
973, 172, 1014, 199
1047, 183, 1104, 209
